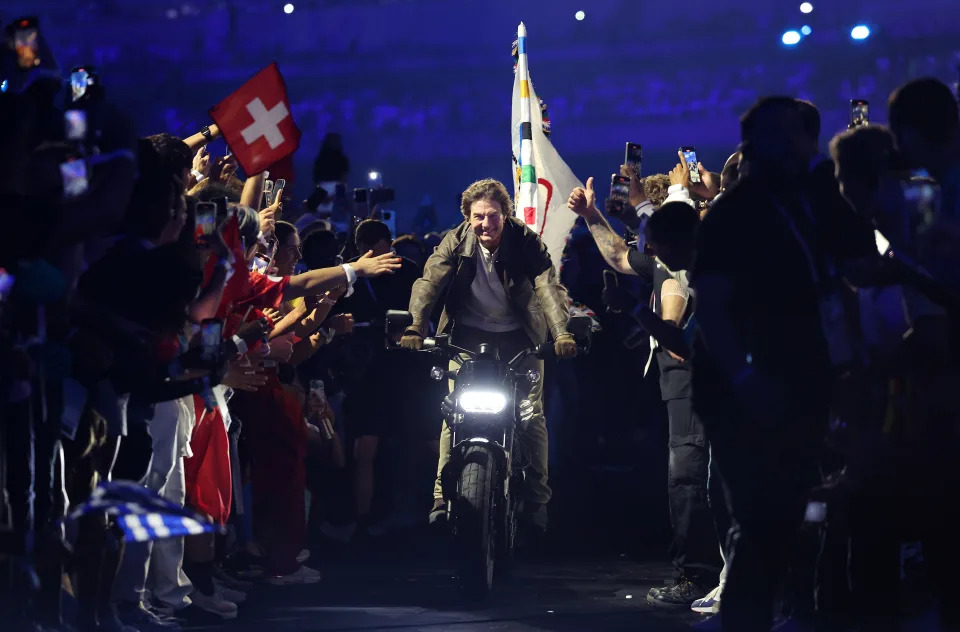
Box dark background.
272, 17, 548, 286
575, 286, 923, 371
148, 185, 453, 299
7, 0, 960, 233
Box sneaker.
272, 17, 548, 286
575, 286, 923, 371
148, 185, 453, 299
189, 589, 238, 620
116, 602, 181, 631
647, 576, 709, 608
320, 521, 357, 543
428, 500, 447, 526
265, 565, 322, 586
691, 584, 722, 614
212, 579, 247, 604
296, 549, 310, 564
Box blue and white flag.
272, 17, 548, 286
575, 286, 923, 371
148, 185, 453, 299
68, 481, 218, 542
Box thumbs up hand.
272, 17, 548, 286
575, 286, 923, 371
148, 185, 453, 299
567, 176, 597, 218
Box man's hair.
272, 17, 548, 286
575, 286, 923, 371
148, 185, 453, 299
275, 220, 298, 248
460, 178, 514, 218
194, 180, 241, 204
795, 99, 821, 141
888, 77, 959, 145
641, 174, 671, 207
146, 133, 192, 177
644, 201, 699, 244
302, 229, 340, 269
829, 125, 896, 190
740, 96, 801, 142
355, 219, 392, 248
393, 234, 424, 254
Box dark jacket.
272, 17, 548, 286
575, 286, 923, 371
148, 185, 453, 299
407, 216, 570, 344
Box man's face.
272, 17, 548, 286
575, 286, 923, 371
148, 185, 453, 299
469, 199, 504, 249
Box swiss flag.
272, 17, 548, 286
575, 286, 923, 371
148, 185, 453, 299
210, 63, 301, 177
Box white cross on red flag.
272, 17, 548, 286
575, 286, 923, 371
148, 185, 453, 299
209, 63, 301, 177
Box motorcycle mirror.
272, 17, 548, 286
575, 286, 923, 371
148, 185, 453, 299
430, 366, 445, 381
385, 310, 413, 334
526, 369, 541, 384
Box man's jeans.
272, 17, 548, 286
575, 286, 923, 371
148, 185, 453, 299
433, 326, 550, 506
113, 398, 193, 610
666, 397, 722, 587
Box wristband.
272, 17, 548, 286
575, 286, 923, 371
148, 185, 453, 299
191, 169, 206, 183
320, 296, 337, 306
231, 335, 248, 355
201, 125, 213, 140
341, 263, 357, 297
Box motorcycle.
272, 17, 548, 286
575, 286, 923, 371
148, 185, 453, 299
385, 311, 592, 600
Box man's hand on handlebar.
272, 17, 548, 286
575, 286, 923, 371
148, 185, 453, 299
554, 333, 578, 359
399, 330, 424, 351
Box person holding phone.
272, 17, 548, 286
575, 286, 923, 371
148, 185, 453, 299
567, 180, 722, 608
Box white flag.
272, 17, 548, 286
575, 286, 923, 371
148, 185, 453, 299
511, 22, 582, 274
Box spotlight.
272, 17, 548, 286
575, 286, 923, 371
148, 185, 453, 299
850, 25, 870, 40
801, 25, 812, 36
800, 2, 813, 13
368, 171, 381, 182
575, 10, 585, 21
781, 30, 802, 46
283, 3, 294, 14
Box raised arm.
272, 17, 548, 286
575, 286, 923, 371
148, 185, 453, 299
567, 177, 636, 275
183, 124, 221, 152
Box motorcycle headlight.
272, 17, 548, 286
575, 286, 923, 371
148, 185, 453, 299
459, 390, 507, 414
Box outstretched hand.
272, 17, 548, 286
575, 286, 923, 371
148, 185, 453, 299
353, 251, 402, 278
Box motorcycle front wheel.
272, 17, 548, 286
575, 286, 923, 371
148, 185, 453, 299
454, 445, 497, 601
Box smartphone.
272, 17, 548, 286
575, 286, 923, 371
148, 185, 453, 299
252, 254, 270, 274
194, 202, 217, 242
266, 237, 278, 261
60, 158, 88, 198
610, 174, 630, 200
64, 109, 87, 142
212, 196, 229, 222
200, 319, 223, 366
69, 66, 97, 102
272, 178, 286, 206
262, 179, 275, 206
624, 142, 642, 176
680, 146, 701, 184
11, 17, 40, 70
850, 99, 869, 128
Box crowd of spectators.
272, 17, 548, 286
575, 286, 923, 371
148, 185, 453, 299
3, 12, 960, 632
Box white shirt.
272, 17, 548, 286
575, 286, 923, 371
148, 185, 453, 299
459, 244, 522, 332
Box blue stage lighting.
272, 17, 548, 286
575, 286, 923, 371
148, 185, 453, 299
782, 30, 802, 46
851, 25, 871, 40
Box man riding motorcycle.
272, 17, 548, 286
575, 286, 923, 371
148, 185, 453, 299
399, 178, 577, 529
